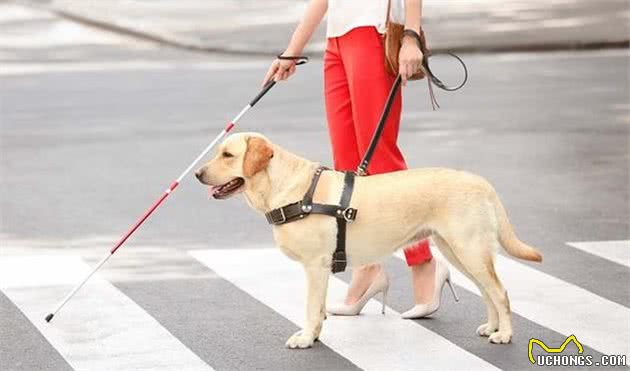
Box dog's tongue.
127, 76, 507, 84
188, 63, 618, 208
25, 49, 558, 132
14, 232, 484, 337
208, 185, 221, 199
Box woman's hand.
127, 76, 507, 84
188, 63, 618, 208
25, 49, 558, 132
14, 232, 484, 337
261, 0, 327, 86
398, 37, 424, 86
262, 56, 298, 87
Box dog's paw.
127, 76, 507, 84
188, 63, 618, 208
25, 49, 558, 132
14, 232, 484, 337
488, 331, 512, 344
285, 330, 315, 349
476, 323, 498, 337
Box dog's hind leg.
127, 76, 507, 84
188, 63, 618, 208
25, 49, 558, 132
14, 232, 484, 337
441, 234, 512, 344
432, 235, 499, 338
286, 260, 330, 349
476, 292, 500, 337
480, 270, 512, 344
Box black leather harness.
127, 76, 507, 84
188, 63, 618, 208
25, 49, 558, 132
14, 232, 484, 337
265, 166, 357, 273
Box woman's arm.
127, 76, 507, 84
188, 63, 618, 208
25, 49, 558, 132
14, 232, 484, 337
403, 0, 422, 33
399, 0, 423, 85
285, 0, 328, 56
262, 0, 328, 85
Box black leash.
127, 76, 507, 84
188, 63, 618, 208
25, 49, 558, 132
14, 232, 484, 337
356, 53, 468, 175
425, 52, 468, 92
356, 75, 403, 176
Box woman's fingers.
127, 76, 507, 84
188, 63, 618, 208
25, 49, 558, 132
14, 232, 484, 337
399, 61, 412, 86
398, 40, 424, 85
274, 63, 287, 81
262, 62, 279, 87
399, 54, 424, 86
264, 59, 299, 85
273, 69, 283, 82
277, 66, 289, 81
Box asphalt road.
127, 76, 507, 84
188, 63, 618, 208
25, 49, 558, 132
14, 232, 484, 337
1, 6, 629, 371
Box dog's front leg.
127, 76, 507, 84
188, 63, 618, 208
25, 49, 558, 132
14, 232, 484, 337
286, 264, 329, 349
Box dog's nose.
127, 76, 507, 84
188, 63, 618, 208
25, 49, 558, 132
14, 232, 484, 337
195, 170, 203, 181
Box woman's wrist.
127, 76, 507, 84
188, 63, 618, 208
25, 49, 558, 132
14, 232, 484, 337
402, 29, 422, 50
401, 37, 418, 48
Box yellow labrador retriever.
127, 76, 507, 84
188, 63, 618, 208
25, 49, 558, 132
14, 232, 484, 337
195, 132, 542, 349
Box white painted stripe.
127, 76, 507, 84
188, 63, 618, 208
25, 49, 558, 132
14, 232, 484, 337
395, 250, 630, 360
566, 240, 630, 268
190, 248, 498, 371
0, 256, 214, 371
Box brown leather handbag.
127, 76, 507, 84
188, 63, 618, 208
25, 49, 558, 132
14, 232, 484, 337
383, 1, 429, 80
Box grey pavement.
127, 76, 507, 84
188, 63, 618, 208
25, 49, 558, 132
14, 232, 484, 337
1, 4, 629, 371
14, 0, 630, 55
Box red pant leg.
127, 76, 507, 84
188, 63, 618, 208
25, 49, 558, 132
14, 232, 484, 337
339, 26, 406, 175
324, 37, 361, 172
404, 239, 432, 265
337, 26, 432, 266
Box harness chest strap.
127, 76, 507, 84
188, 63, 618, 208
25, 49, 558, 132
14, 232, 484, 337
264, 167, 357, 273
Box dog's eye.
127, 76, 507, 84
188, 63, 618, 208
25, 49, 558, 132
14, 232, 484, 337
222, 152, 234, 158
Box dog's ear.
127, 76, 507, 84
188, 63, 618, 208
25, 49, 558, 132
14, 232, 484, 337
243, 136, 274, 177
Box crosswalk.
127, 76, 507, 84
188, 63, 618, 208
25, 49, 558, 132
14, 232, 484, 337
1, 241, 629, 371
566, 240, 630, 268
394, 247, 630, 360
0, 256, 213, 371
190, 249, 498, 371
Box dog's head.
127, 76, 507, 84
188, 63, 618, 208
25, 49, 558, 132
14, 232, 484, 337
195, 133, 274, 199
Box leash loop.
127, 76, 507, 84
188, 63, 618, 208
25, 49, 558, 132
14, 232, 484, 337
425, 52, 469, 92
277, 54, 309, 65
357, 53, 468, 174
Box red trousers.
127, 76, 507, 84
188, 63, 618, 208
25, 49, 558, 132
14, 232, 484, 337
324, 26, 432, 266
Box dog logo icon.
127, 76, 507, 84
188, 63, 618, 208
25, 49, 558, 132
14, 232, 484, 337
528, 335, 584, 364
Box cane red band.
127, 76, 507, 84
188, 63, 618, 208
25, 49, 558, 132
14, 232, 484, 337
109, 190, 171, 254
225, 122, 235, 132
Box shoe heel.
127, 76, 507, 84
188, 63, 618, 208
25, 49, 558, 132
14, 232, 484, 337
446, 278, 459, 302
381, 287, 389, 315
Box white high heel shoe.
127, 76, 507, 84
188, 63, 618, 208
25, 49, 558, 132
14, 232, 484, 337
327, 270, 390, 316
401, 258, 459, 319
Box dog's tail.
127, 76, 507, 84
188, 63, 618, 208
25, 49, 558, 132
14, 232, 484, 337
492, 193, 543, 263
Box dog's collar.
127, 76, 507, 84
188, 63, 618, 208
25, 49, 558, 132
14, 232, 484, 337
264, 166, 357, 273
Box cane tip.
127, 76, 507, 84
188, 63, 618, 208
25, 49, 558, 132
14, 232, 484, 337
45, 313, 54, 322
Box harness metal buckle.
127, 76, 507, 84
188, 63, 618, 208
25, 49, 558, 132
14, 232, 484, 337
342, 208, 357, 223
276, 207, 287, 224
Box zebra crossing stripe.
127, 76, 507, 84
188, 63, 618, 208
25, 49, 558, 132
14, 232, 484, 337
395, 249, 630, 361
566, 240, 630, 268
0, 256, 214, 371
190, 248, 499, 371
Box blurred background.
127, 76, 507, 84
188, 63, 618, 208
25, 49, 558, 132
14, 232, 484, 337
1, 1, 629, 371
4, 0, 628, 54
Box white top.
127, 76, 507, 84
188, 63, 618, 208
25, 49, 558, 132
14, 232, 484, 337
326, 0, 405, 38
